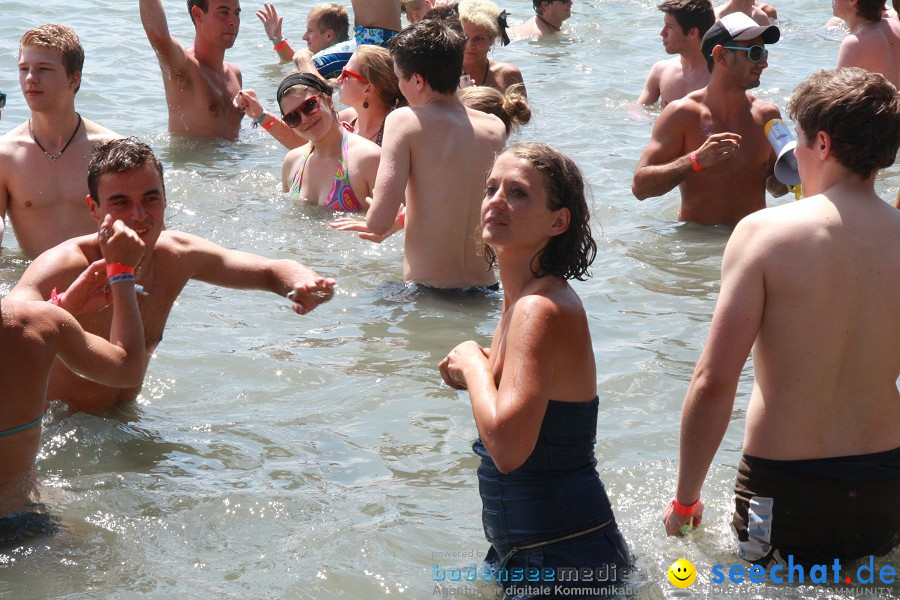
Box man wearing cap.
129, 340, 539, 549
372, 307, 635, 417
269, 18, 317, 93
632, 12, 787, 226
512, 0, 573, 37
835, 0, 900, 88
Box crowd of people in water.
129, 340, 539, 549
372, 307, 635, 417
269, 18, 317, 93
1, 0, 898, 597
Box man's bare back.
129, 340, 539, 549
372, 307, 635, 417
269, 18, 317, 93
0, 117, 117, 258
640, 57, 711, 106
739, 193, 900, 459
141, 0, 245, 139
837, 17, 900, 87
715, 0, 770, 25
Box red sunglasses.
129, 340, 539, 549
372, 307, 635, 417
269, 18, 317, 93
340, 67, 368, 84
282, 95, 321, 128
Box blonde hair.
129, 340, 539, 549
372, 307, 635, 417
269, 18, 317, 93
459, 84, 531, 135
19, 24, 84, 93
355, 45, 405, 108
308, 3, 350, 41
458, 0, 502, 41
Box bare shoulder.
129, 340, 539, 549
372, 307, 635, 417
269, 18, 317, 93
492, 61, 524, 83
385, 105, 420, 130
466, 106, 506, 141
511, 283, 584, 332
347, 132, 381, 161
749, 95, 781, 121
81, 117, 122, 141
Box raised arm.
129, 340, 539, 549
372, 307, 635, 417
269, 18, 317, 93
257, 3, 296, 62
140, 0, 190, 74
172, 232, 335, 314
366, 109, 411, 235
234, 89, 306, 149
632, 104, 741, 200
663, 215, 766, 535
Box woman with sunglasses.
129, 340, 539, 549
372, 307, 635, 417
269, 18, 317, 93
458, 0, 526, 94
277, 73, 380, 212
335, 45, 404, 147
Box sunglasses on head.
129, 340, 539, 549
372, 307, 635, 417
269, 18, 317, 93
282, 95, 321, 128
340, 67, 367, 84
722, 44, 768, 63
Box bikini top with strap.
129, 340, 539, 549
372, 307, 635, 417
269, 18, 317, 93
0, 415, 42, 437
288, 126, 364, 212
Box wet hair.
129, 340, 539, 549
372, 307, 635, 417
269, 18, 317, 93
856, 0, 885, 21
88, 138, 165, 205
421, 4, 465, 36
658, 0, 715, 37
187, 0, 208, 25
19, 25, 84, 94
309, 3, 351, 42
459, 0, 502, 41
483, 143, 597, 280
458, 84, 531, 135
788, 68, 900, 180
389, 19, 464, 95
355, 45, 405, 108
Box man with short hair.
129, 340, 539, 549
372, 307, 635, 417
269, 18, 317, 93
258, 2, 350, 67
512, 0, 573, 37
7, 138, 336, 413
638, 0, 716, 106
715, 0, 771, 25
835, 0, 900, 87
140, 0, 244, 139
332, 19, 506, 289
0, 24, 120, 259
663, 67, 900, 568
632, 13, 787, 225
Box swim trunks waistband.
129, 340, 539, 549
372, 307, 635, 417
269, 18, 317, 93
354, 25, 400, 48
742, 446, 900, 482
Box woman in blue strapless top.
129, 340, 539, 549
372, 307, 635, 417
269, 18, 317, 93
440, 143, 631, 599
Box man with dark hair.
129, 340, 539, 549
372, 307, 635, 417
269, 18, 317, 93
7, 138, 335, 413
663, 67, 900, 568
140, 0, 244, 139
638, 0, 716, 105
0, 24, 120, 258
512, 0, 572, 37
632, 13, 786, 225
835, 0, 900, 87
331, 19, 506, 289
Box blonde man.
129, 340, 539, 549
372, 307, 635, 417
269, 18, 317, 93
0, 24, 119, 258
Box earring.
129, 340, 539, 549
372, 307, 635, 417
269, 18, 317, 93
363, 97, 369, 109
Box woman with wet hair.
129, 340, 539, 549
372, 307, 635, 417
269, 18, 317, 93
440, 143, 630, 599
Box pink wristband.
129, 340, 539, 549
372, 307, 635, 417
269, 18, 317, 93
49, 287, 62, 307
273, 40, 289, 52
689, 151, 703, 172
670, 498, 700, 517
106, 263, 135, 277
261, 116, 276, 131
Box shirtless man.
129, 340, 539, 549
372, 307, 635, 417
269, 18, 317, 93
332, 19, 506, 289
512, 0, 572, 37
0, 25, 119, 259
258, 2, 350, 68
834, 0, 900, 87
715, 0, 771, 25
0, 217, 145, 544
663, 68, 900, 567
632, 13, 787, 226
140, 0, 244, 139
638, 0, 716, 106
7, 138, 336, 413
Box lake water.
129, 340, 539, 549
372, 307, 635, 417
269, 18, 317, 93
1, 1, 898, 598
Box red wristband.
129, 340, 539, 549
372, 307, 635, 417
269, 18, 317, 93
106, 263, 135, 277
49, 287, 62, 307
670, 498, 700, 517
689, 151, 703, 172
397, 210, 405, 228
261, 115, 276, 131
273, 40, 289, 51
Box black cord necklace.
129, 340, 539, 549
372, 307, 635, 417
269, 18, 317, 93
29, 113, 82, 161
537, 15, 561, 32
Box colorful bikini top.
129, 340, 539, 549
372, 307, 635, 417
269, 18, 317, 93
288, 126, 364, 212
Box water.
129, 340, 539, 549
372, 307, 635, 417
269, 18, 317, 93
1, 1, 898, 598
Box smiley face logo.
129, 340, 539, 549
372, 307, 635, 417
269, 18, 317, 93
667, 558, 697, 588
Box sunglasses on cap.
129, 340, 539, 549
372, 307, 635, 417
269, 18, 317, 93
282, 95, 321, 128
722, 44, 768, 63
339, 67, 367, 84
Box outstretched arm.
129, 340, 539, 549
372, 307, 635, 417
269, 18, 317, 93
234, 89, 306, 149
663, 215, 765, 535
140, 0, 190, 74
257, 3, 297, 62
